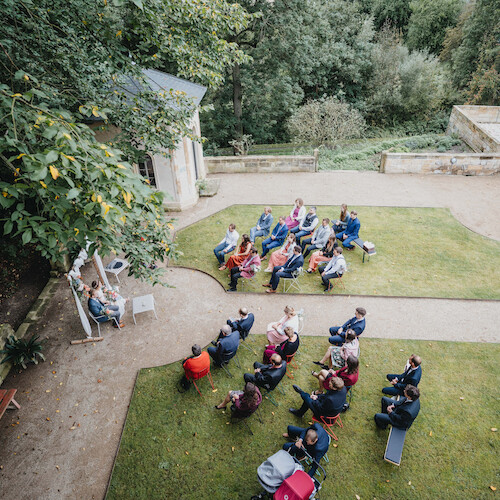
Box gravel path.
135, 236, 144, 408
0, 170, 499, 500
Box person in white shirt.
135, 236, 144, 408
214, 223, 239, 265
321, 247, 346, 291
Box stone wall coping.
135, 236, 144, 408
382, 152, 500, 159
205, 154, 315, 161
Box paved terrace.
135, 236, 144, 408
0, 170, 499, 500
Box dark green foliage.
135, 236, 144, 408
371, 0, 412, 33
1, 334, 45, 369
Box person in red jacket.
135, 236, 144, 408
179, 344, 210, 391
311, 355, 359, 394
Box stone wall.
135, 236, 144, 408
205, 153, 318, 174
380, 152, 500, 175
447, 105, 500, 153
0, 324, 15, 385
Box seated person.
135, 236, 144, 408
382, 354, 422, 396
214, 381, 262, 418
88, 288, 123, 328
328, 307, 366, 345
306, 235, 338, 273
285, 198, 306, 230
207, 325, 240, 367
264, 234, 296, 272
180, 344, 210, 390
289, 377, 346, 419
336, 210, 360, 250
220, 234, 252, 271
314, 330, 359, 369
227, 247, 261, 292
260, 216, 289, 258
375, 385, 420, 430
263, 245, 304, 294
290, 206, 319, 245
301, 218, 331, 257
250, 207, 274, 243
320, 247, 346, 292
312, 355, 359, 394
282, 423, 330, 478
332, 204, 350, 234
263, 326, 299, 364
227, 307, 255, 340
91, 279, 128, 317
213, 223, 239, 265
243, 354, 287, 391
266, 306, 299, 344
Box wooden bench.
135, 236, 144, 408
0, 389, 21, 420
384, 425, 407, 466
352, 237, 376, 263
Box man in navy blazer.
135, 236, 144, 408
328, 307, 366, 345
382, 355, 422, 396
375, 385, 420, 430
289, 377, 346, 419
227, 307, 254, 340
282, 423, 330, 478
88, 289, 123, 327
260, 216, 289, 258
250, 207, 274, 243
336, 210, 360, 250
263, 245, 304, 293
207, 325, 240, 367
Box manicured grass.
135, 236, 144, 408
172, 205, 500, 300
106, 336, 500, 499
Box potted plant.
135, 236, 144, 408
0, 334, 46, 369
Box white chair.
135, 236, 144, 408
88, 311, 121, 336
282, 267, 304, 293
104, 258, 130, 283
297, 308, 305, 334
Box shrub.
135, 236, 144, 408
1, 334, 45, 369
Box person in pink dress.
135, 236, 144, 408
220, 234, 252, 271
264, 234, 297, 272
227, 247, 261, 292
266, 305, 299, 344
311, 355, 359, 394
284, 198, 306, 230
306, 234, 338, 273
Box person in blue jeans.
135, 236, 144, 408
213, 223, 239, 265
249, 207, 273, 243
336, 210, 360, 250
260, 216, 288, 258
328, 307, 366, 345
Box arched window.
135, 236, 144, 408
137, 154, 156, 187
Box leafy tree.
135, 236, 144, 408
371, 0, 412, 34
0, 80, 173, 284
287, 97, 366, 146
406, 0, 465, 55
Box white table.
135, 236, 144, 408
132, 294, 158, 325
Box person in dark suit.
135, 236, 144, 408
375, 385, 420, 429
260, 216, 289, 258
282, 423, 330, 478
207, 325, 240, 367
227, 307, 255, 340
328, 307, 366, 345
88, 288, 123, 328
289, 377, 346, 419
243, 354, 287, 391
336, 210, 360, 250
262, 245, 304, 294
382, 355, 422, 396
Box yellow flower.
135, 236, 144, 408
74, 228, 80, 236
91, 193, 97, 202
49, 165, 60, 180
40, 181, 47, 188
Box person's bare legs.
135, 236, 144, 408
319, 347, 332, 365
216, 391, 232, 409
311, 369, 330, 393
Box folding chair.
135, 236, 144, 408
263, 383, 285, 407
240, 267, 260, 291
346, 385, 354, 404
220, 350, 241, 378
104, 258, 130, 283
282, 267, 304, 293
186, 366, 215, 396
239, 335, 257, 355
327, 273, 346, 292
312, 413, 343, 441
285, 353, 299, 379
230, 404, 263, 436
88, 311, 121, 336
304, 434, 331, 472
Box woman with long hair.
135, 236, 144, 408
214, 381, 262, 418
332, 204, 350, 234
266, 305, 299, 344
264, 234, 296, 272
284, 198, 306, 230
311, 354, 359, 394
306, 234, 338, 273
221, 234, 252, 270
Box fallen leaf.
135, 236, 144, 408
429, 431, 432, 436
491, 428, 497, 432
408, 481, 411, 485
490, 486, 496, 491
459, 397, 464, 400
356, 495, 360, 500
46, 417, 50, 421
183, 411, 186, 415
97, 379, 102, 383
45, 390, 51, 393
271, 412, 275, 416
332, 443, 338, 448
212, 389, 218, 393
231, 446, 235, 452
185, 451, 189, 455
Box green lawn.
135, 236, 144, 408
172, 205, 500, 300
106, 337, 500, 499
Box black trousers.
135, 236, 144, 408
229, 267, 242, 290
